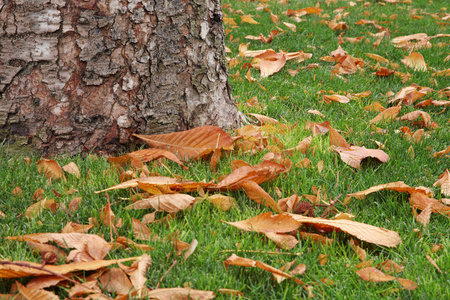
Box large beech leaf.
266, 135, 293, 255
6, 233, 111, 260
222, 212, 301, 233
356, 267, 418, 289
409, 193, 450, 216
0, 256, 141, 278
211, 161, 286, 190
333, 146, 389, 169
239, 181, 280, 212
133, 126, 236, 161
348, 181, 433, 199
125, 194, 196, 213
288, 214, 401, 247
16, 282, 59, 300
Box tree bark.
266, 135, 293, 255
0, 0, 240, 155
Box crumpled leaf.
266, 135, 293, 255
432, 169, 450, 197
388, 85, 428, 105
125, 194, 196, 213
211, 161, 286, 190
223, 254, 303, 285
264, 232, 299, 250
288, 214, 402, 247
400, 110, 432, 127
409, 193, 450, 216
7, 233, 111, 260
133, 126, 236, 161
204, 194, 236, 211
348, 181, 433, 199
223, 212, 301, 233
99, 268, 133, 295
16, 281, 59, 300
334, 146, 389, 169
25, 198, 57, 219
62, 162, 81, 178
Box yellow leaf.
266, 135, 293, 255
241, 15, 259, 24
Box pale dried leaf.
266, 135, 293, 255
16, 281, 59, 300
127, 254, 151, 291
239, 181, 280, 212
264, 232, 299, 250
356, 267, 396, 282
348, 181, 433, 199
409, 193, 450, 216
432, 169, 450, 197
289, 214, 401, 247
126, 194, 196, 213
205, 194, 236, 211
415, 203, 433, 226
36, 159, 64, 180
223, 212, 301, 233
369, 106, 401, 124
323, 94, 350, 104
62, 162, 81, 178
333, 146, 389, 169
146, 288, 215, 300
99, 268, 133, 295
401, 52, 427, 71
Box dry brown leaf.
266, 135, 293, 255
62, 162, 81, 178
415, 203, 432, 226
426, 254, 442, 273
278, 194, 301, 213
307, 109, 325, 117
318, 254, 329, 266
348, 181, 433, 199
110, 148, 187, 170
295, 158, 312, 169
223, 254, 303, 285
26, 240, 66, 262
333, 146, 389, 169
7, 233, 111, 260
369, 106, 401, 124
264, 232, 299, 250
11, 186, 22, 197
133, 126, 236, 161
323, 94, 350, 104
16, 281, 59, 300
401, 52, 427, 71
289, 214, 401, 247
239, 181, 280, 212
284, 136, 312, 155
400, 110, 432, 127
68, 280, 101, 298
36, 159, 65, 180
125, 194, 196, 213
378, 260, 404, 274
433, 146, 450, 158
126, 254, 152, 293
363, 102, 385, 112
218, 289, 244, 296
305, 120, 330, 136
248, 113, 280, 126
26, 275, 64, 290
329, 126, 350, 148
100, 201, 116, 227
99, 268, 133, 295
0, 256, 141, 278
356, 267, 396, 282
212, 161, 286, 191
433, 169, 450, 197
375, 67, 395, 77
132, 218, 159, 241
365, 53, 390, 64
61, 222, 94, 233
146, 288, 215, 300
257, 51, 287, 78
205, 194, 236, 211
25, 198, 57, 219
223, 212, 301, 233
389, 86, 428, 105
409, 193, 450, 216
184, 238, 198, 261
350, 239, 367, 261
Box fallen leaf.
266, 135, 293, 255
25, 198, 57, 219
369, 106, 401, 124
7, 233, 111, 260
126, 194, 196, 213
126, 254, 152, 293
212, 161, 286, 190
400, 110, 432, 127
223, 212, 301, 233
323, 94, 350, 104
377, 260, 404, 274
145, 288, 215, 299
36, 159, 65, 180
307, 110, 325, 117
409, 193, 450, 216
133, 126, 236, 161
333, 146, 389, 169
264, 232, 299, 250
0, 256, 141, 278
109, 148, 187, 170
16, 281, 59, 300
365, 53, 390, 64
356, 267, 396, 282
415, 203, 432, 226
432, 169, 450, 196
99, 268, 133, 295
318, 254, 329, 266
205, 194, 236, 211
401, 52, 427, 71
241, 15, 259, 24
348, 181, 433, 199
289, 214, 402, 247
426, 254, 442, 273
62, 162, 81, 178
223, 254, 303, 285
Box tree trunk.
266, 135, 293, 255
0, 0, 240, 155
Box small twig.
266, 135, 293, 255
0, 261, 96, 291
219, 250, 301, 256
156, 260, 177, 289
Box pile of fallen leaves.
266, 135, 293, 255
2, 118, 448, 298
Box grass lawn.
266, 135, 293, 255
1, 0, 449, 298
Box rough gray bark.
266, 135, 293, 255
0, 0, 240, 155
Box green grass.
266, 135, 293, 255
1, 0, 449, 298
